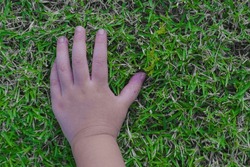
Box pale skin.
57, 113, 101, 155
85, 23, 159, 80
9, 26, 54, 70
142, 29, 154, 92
50, 26, 146, 166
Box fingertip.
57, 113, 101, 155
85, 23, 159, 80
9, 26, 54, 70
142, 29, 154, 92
57, 36, 68, 44
74, 26, 86, 41
131, 72, 146, 83
94, 29, 107, 44
75, 26, 85, 32
97, 29, 106, 35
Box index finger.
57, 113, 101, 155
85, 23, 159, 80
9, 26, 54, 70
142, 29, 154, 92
91, 29, 108, 86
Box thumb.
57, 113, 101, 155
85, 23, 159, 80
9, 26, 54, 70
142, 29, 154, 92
118, 72, 146, 107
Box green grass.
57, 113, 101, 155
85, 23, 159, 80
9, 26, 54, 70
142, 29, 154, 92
0, 0, 249, 166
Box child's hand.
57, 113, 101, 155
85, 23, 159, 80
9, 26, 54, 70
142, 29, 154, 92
50, 26, 146, 146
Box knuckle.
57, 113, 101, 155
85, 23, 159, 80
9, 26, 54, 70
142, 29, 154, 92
133, 90, 138, 94
73, 56, 82, 66
64, 84, 75, 94
58, 64, 67, 72
50, 78, 58, 86
52, 98, 64, 111
94, 58, 106, 66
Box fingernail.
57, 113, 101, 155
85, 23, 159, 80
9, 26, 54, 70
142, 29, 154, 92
139, 72, 146, 80
98, 29, 105, 35
75, 26, 84, 32
58, 36, 66, 43
134, 72, 146, 81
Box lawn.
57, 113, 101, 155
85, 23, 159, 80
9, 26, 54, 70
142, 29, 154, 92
0, 0, 249, 166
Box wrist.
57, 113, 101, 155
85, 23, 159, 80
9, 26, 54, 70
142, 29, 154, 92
71, 133, 125, 167
71, 125, 119, 148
